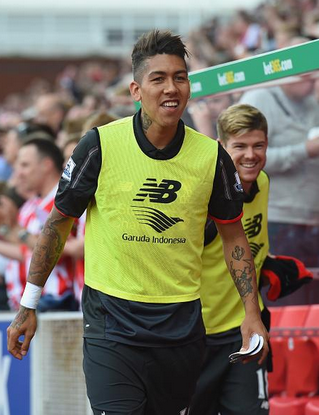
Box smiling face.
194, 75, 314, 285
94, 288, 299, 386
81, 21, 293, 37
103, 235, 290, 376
130, 54, 190, 143
222, 130, 267, 193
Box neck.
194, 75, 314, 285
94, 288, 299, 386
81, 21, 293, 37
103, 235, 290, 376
242, 181, 252, 194
141, 112, 178, 149
145, 126, 177, 149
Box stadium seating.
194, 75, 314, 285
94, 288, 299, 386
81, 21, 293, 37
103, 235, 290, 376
268, 305, 311, 396
268, 306, 286, 395
283, 305, 319, 397
305, 398, 319, 415
303, 305, 319, 350
285, 338, 318, 396
269, 396, 308, 415
270, 306, 284, 328
277, 305, 310, 330
268, 337, 287, 396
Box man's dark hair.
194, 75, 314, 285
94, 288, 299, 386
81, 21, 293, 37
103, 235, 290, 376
131, 29, 190, 82
22, 137, 64, 173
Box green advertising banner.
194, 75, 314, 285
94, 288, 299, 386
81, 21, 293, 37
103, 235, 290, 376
134, 39, 319, 109
189, 39, 319, 99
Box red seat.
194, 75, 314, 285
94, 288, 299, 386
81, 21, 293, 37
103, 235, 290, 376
279, 305, 310, 332
303, 305, 319, 351
268, 338, 287, 396
304, 305, 319, 327
269, 306, 284, 328
268, 306, 311, 397
285, 339, 319, 396
284, 305, 319, 397
305, 398, 319, 415
270, 396, 308, 415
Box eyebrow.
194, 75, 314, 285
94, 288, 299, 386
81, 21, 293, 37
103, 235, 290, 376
148, 70, 188, 78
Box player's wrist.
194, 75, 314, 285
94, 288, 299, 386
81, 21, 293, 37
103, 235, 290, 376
20, 282, 43, 309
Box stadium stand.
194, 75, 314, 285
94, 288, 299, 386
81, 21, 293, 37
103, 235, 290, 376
306, 398, 319, 415
268, 305, 311, 396
269, 396, 308, 415
268, 303, 319, 413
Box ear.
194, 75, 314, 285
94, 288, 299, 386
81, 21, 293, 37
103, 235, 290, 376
188, 80, 191, 100
129, 81, 141, 102
42, 156, 54, 173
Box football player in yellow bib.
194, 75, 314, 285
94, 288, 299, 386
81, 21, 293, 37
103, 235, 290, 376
8, 33, 268, 415
191, 104, 270, 415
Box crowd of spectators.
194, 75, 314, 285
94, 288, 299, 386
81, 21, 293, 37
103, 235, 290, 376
0, 0, 318, 311
186, 0, 319, 70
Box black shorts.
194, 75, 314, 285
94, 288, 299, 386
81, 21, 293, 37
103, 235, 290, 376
83, 337, 205, 415
189, 340, 269, 415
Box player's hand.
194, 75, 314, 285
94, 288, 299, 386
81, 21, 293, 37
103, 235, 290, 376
7, 306, 37, 360
240, 313, 269, 365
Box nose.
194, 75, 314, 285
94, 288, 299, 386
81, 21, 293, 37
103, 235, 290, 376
245, 147, 256, 159
163, 78, 178, 94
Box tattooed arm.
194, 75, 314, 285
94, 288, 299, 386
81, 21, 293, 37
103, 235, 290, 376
28, 207, 74, 285
7, 207, 75, 360
217, 220, 269, 364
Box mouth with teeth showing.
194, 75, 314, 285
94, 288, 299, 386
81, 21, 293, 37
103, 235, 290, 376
162, 101, 179, 108
241, 162, 258, 169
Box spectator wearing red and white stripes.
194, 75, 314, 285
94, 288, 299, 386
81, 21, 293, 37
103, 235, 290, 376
3, 138, 77, 311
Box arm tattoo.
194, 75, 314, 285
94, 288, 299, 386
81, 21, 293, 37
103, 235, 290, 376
230, 256, 254, 301
232, 245, 245, 261
29, 214, 69, 282
141, 112, 152, 132
10, 306, 30, 330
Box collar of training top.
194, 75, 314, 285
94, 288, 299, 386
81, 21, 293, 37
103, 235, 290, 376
243, 179, 259, 203
133, 109, 185, 160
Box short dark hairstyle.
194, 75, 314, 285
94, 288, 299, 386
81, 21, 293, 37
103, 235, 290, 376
22, 137, 64, 173
131, 29, 190, 82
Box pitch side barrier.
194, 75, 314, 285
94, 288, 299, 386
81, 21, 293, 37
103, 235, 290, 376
188, 39, 319, 99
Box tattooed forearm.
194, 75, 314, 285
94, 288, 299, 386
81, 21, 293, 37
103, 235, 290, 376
10, 306, 30, 330
232, 245, 245, 261
141, 112, 152, 132
28, 213, 72, 284
230, 257, 254, 301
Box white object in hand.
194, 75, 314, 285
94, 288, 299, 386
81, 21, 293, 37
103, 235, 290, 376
228, 333, 263, 363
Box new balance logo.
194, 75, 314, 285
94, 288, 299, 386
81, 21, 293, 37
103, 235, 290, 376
132, 206, 183, 233
249, 242, 265, 258
244, 213, 262, 238
133, 178, 182, 204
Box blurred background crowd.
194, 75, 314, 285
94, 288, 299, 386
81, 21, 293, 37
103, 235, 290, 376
0, 0, 319, 312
